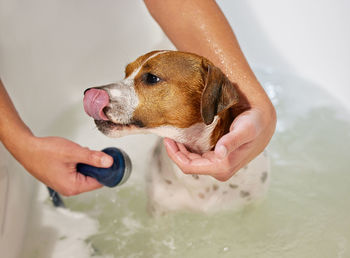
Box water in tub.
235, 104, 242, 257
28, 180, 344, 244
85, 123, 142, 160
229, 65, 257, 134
20, 68, 350, 258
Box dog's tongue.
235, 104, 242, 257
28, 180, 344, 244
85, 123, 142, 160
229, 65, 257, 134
83, 89, 109, 120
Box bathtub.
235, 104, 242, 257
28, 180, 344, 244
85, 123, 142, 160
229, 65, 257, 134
0, 1, 349, 257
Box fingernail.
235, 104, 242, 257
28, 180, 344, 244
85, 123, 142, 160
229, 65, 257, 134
216, 145, 227, 159
164, 138, 176, 152
164, 138, 170, 147
101, 156, 113, 167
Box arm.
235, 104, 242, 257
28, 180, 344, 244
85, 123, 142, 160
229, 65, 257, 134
144, 0, 276, 181
0, 79, 113, 195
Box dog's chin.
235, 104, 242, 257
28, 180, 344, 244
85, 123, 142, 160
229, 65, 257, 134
94, 120, 144, 138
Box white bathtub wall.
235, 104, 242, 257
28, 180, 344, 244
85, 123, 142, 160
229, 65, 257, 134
0, 144, 37, 258
0, 0, 172, 136
0, 1, 172, 258
217, 0, 350, 110
1, 0, 349, 131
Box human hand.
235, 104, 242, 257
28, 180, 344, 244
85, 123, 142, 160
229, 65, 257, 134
0, 80, 114, 195
164, 106, 276, 181
17, 136, 113, 196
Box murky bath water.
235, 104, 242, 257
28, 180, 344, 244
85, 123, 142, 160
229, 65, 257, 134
26, 69, 350, 258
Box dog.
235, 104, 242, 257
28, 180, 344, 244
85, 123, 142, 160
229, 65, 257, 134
83, 50, 269, 215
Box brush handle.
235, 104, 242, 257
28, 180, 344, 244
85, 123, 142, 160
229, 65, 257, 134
76, 147, 132, 187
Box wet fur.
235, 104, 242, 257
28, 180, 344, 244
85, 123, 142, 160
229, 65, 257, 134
88, 51, 270, 214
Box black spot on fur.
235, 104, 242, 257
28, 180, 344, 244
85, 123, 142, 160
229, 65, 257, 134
165, 179, 172, 185
240, 191, 250, 198
156, 157, 162, 171
131, 119, 145, 128
192, 175, 200, 180
261, 171, 268, 183
229, 184, 238, 189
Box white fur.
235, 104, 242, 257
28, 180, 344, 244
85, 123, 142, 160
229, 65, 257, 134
149, 116, 219, 153
103, 82, 139, 124
109, 88, 122, 98
147, 141, 269, 215
124, 50, 170, 84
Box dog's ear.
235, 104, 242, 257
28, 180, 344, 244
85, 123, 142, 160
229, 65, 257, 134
201, 64, 240, 125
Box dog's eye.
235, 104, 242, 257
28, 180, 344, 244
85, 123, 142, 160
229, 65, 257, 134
144, 73, 161, 85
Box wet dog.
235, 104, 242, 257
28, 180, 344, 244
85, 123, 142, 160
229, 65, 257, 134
83, 50, 269, 214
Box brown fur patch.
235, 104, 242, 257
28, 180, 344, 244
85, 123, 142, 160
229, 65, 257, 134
210, 90, 250, 148
125, 51, 249, 137
125, 51, 163, 78
131, 52, 207, 128
200, 63, 240, 125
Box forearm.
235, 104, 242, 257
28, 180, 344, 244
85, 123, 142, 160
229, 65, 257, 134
0, 79, 34, 159
146, 0, 276, 179
144, 0, 270, 108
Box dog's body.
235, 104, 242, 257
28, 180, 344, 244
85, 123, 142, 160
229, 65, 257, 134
148, 140, 268, 214
83, 50, 269, 214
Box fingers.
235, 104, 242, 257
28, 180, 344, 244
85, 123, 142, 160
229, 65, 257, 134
164, 138, 190, 165
58, 143, 112, 195
215, 111, 262, 159
30, 137, 111, 196
71, 172, 103, 195
165, 139, 248, 182
52, 161, 103, 196
164, 138, 225, 176
164, 125, 252, 180
163, 111, 264, 181
64, 147, 113, 195
43, 137, 114, 168
74, 147, 114, 168
57, 172, 103, 196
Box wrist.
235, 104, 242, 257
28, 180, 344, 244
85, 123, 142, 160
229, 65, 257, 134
1, 128, 36, 165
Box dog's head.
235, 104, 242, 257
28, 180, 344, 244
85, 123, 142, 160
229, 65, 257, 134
83, 51, 247, 151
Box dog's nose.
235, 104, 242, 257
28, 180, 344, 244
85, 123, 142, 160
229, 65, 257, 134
83, 88, 110, 120
83, 87, 92, 95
